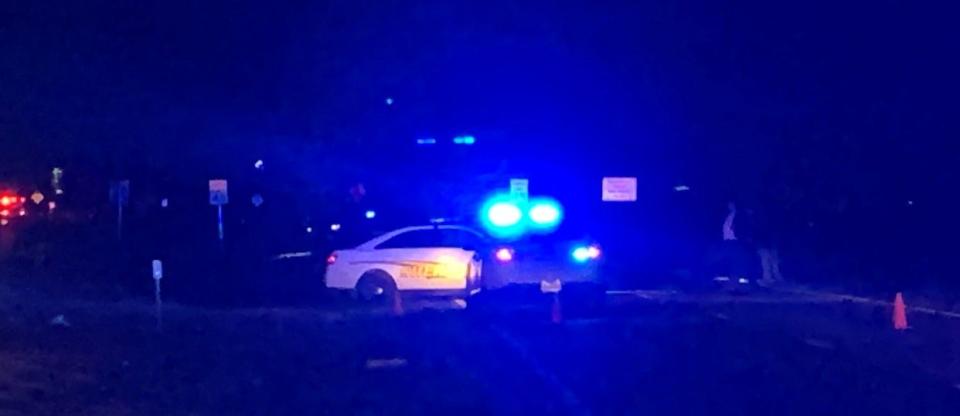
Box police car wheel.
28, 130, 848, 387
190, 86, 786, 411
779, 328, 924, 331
356, 271, 397, 302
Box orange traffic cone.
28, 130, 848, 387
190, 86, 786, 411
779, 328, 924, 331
550, 294, 563, 324
892, 292, 908, 330
391, 292, 405, 317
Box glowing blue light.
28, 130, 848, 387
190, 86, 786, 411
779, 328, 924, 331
487, 203, 522, 227
416, 138, 437, 145
572, 247, 592, 263
365, 210, 376, 219
479, 195, 527, 239
526, 198, 563, 232
453, 135, 476, 145
529, 203, 560, 225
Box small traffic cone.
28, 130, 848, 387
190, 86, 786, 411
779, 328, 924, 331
550, 294, 563, 324
391, 292, 405, 317
892, 292, 908, 330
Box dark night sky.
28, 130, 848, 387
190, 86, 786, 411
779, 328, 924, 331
2, 0, 958, 202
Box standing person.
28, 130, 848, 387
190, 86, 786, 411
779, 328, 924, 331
753, 204, 784, 286
712, 202, 754, 283
723, 202, 737, 242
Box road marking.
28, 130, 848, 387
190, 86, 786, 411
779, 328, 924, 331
607, 289, 825, 304
365, 358, 407, 369
803, 338, 835, 350
271, 251, 313, 260
609, 289, 960, 318
606, 289, 677, 299
490, 325, 590, 416
785, 289, 960, 319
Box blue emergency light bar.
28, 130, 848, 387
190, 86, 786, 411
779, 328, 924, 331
479, 194, 564, 238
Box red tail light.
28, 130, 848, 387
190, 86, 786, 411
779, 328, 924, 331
326, 252, 338, 265
0, 196, 12, 206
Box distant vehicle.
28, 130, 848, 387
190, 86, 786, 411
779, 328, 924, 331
481, 228, 604, 291
0, 189, 28, 226
475, 196, 606, 294
324, 225, 485, 300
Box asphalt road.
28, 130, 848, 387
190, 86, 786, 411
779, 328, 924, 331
1, 288, 959, 415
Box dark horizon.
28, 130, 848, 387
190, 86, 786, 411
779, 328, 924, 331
4, 0, 957, 175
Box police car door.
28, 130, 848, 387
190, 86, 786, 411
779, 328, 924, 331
373, 228, 477, 291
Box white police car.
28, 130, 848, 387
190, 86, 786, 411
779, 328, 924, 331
324, 225, 484, 300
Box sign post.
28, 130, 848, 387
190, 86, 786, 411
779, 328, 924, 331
509, 178, 529, 202
109, 180, 130, 240
208, 180, 229, 243
152, 259, 163, 331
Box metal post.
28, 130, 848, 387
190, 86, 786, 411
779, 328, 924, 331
117, 200, 123, 241
217, 205, 224, 241
155, 278, 162, 331
152, 259, 163, 332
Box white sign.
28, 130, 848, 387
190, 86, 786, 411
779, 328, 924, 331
152, 260, 163, 280
209, 179, 228, 205
509, 178, 529, 201
602, 177, 637, 202
540, 278, 562, 294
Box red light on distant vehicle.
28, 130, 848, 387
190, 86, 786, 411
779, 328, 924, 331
495, 248, 514, 262
326, 252, 338, 265
0, 210, 8, 217
587, 246, 601, 259
0, 196, 11, 206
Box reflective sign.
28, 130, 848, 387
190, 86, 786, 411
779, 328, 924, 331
209, 180, 228, 205
602, 177, 637, 202
509, 178, 528, 201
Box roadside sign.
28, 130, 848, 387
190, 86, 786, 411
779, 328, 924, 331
152, 259, 163, 280
509, 178, 529, 201
209, 179, 228, 205
52, 167, 64, 195
109, 180, 130, 206
209, 180, 228, 242
540, 278, 562, 294
602, 177, 637, 202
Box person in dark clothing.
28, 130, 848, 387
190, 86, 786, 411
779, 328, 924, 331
712, 202, 755, 282
750, 205, 784, 286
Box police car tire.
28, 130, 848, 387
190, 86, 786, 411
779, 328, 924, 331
356, 271, 397, 302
